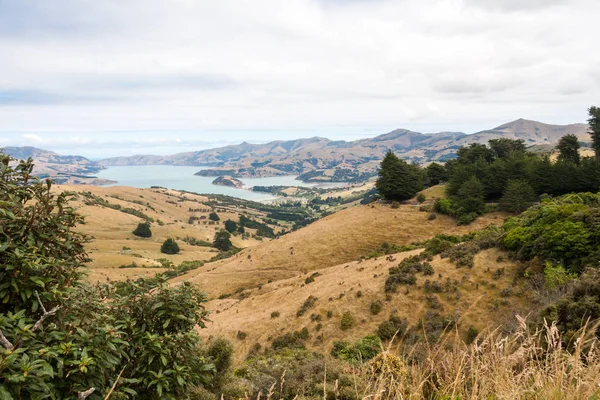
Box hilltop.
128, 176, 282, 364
99, 119, 589, 182
1, 146, 111, 184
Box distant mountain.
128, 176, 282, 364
1, 146, 111, 185
99, 119, 591, 182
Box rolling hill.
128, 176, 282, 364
1, 146, 111, 184
99, 119, 590, 182
58, 182, 519, 362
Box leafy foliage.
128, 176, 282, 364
160, 238, 180, 254
589, 105, 600, 161
331, 335, 381, 363
376, 151, 423, 201
502, 193, 600, 271
500, 179, 537, 213
0, 154, 213, 399
556, 134, 581, 165
132, 222, 152, 238
224, 219, 237, 233
212, 230, 233, 252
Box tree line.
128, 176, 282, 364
376, 106, 600, 224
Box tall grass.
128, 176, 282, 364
363, 316, 600, 400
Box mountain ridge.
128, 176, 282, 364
2, 119, 590, 183
98, 119, 591, 181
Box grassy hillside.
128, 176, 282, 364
202, 247, 529, 363
172, 202, 506, 297
54, 185, 277, 282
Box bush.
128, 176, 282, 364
370, 300, 383, 315
378, 315, 409, 341
457, 212, 478, 225
0, 155, 213, 398
331, 335, 382, 363
213, 230, 233, 251
224, 219, 237, 233
237, 349, 362, 400
428, 213, 437, 220
270, 311, 280, 319
237, 331, 248, 340
340, 311, 354, 331
132, 222, 152, 238
209, 212, 220, 221
160, 238, 180, 254
297, 295, 318, 317
417, 193, 426, 203
466, 325, 479, 344
271, 328, 310, 350
206, 337, 233, 374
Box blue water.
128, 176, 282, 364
95, 165, 341, 201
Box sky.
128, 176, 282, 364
0, 0, 598, 158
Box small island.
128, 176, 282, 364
212, 175, 245, 188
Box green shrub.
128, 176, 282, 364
224, 219, 237, 233
160, 238, 180, 254
237, 349, 362, 400
466, 325, 479, 344
377, 315, 409, 341
213, 230, 233, 251
417, 193, 426, 203
340, 311, 354, 331
271, 328, 310, 350
297, 295, 318, 317
0, 155, 213, 399
270, 311, 280, 319
370, 300, 383, 315
132, 222, 152, 238
428, 213, 437, 220
331, 335, 381, 363
236, 331, 248, 340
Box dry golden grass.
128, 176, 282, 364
199, 247, 527, 364
53, 185, 268, 282
173, 202, 507, 297
361, 319, 600, 400
418, 184, 447, 200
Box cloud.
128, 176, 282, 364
0, 0, 597, 147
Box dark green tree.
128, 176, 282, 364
209, 212, 220, 221
488, 138, 526, 159
224, 219, 237, 233
161, 238, 180, 254
556, 134, 581, 165
133, 222, 152, 238
500, 179, 537, 213
375, 151, 423, 201
425, 162, 447, 186
213, 230, 233, 251
589, 106, 600, 161
456, 176, 485, 215
456, 143, 495, 165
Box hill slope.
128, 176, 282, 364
173, 202, 507, 297
200, 246, 529, 363
2, 146, 110, 184
99, 120, 590, 181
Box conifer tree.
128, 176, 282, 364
556, 134, 581, 165
500, 179, 537, 213
589, 106, 600, 161
375, 150, 423, 201
132, 222, 152, 238
160, 238, 180, 254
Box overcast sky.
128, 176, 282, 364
0, 0, 598, 157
